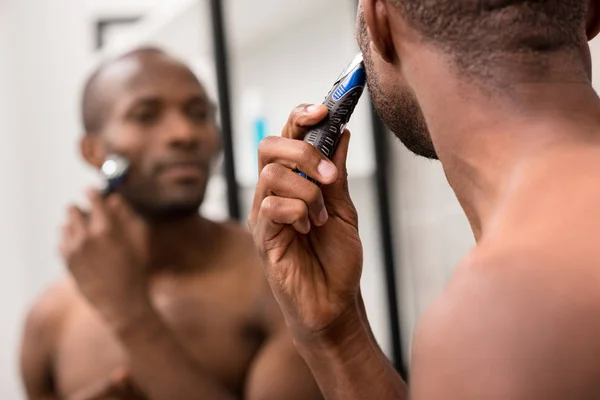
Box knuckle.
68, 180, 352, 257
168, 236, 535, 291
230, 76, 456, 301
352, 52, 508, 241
260, 163, 282, 184
260, 196, 279, 214
285, 198, 306, 220
90, 223, 108, 237
258, 135, 276, 155
289, 104, 309, 125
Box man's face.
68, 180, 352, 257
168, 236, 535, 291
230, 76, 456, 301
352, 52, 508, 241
99, 54, 220, 219
356, 6, 437, 160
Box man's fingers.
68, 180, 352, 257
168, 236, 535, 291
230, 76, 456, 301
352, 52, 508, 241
258, 136, 338, 185
319, 130, 359, 226
60, 206, 86, 260
257, 196, 311, 242
107, 194, 135, 224
68, 205, 88, 239
282, 104, 329, 140
255, 163, 329, 227
86, 188, 109, 234
322, 129, 352, 200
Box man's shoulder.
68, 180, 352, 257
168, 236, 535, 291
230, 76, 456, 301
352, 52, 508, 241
419, 243, 600, 356
23, 277, 78, 337
447, 244, 600, 306
212, 219, 262, 261
213, 219, 254, 241
411, 246, 600, 397
198, 219, 280, 328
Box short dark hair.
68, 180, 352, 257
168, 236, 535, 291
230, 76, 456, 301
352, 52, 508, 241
81, 46, 166, 134
392, 0, 588, 76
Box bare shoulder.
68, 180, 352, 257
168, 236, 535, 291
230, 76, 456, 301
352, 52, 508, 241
21, 277, 78, 397
216, 219, 260, 250
410, 247, 600, 400
212, 219, 264, 272
23, 276, 78, 337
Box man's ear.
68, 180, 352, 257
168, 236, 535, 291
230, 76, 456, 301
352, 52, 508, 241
362, 0, 395, 63
80, 134, 106, 169
587, 0, 600, 40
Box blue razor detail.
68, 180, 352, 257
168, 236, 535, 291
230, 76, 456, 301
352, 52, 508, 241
297, 53, 366, 184
332, 68, 367, 101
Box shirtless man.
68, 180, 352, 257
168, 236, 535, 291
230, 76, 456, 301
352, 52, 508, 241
249, 0, 600, 399
20, 47, 322, 400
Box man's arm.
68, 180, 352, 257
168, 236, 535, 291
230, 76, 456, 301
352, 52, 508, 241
245, 290, 398, 400
248, 104, 409, 400
291, 298, 408, 400
20, 283, 68, 400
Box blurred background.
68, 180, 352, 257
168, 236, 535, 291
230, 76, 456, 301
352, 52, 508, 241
1, 0, 600, 398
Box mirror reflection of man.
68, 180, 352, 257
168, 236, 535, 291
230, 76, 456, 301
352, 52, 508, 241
20, 48, 323, 400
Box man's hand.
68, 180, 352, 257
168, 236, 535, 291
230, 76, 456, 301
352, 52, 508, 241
68, 367, 147, 400
60, 190, 151, 329
248, 104, 364, 340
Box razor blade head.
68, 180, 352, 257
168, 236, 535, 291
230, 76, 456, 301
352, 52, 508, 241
101, 154, 129, 181
100, 154, 130, 196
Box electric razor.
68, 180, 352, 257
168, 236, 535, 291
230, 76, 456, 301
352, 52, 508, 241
100, 154, 130, 196
298, 52, 367, 184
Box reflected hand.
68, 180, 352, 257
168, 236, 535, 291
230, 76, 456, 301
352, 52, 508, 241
248, 104, 364, 340
60, 190, 151, 328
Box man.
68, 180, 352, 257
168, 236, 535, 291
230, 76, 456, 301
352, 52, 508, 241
249, 0, 600, 399
20, 47, 322, 400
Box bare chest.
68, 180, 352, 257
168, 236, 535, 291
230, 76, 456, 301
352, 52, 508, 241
54, 288, 265, 399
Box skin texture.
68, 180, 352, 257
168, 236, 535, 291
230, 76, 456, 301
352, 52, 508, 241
20, 49, 323, 400
248, 0, 600, 399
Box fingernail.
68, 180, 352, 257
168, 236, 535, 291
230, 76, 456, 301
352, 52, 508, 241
318, 160, 336, 179
319, 208, 329, 225
306, 105, 319, 113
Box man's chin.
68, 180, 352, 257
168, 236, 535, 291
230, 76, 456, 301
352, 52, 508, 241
395, 133, 439, 160
130, 198, 203, 222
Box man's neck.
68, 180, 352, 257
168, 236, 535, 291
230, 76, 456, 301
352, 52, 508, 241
402, 48, 600, 241
146, 214, 219, 273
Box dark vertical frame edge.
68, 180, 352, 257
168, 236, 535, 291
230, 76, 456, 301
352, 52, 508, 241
208, 0, 241, 221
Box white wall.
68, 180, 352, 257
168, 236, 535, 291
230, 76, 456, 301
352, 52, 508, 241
0, 1, 167, 397
0, 5, 29, 399
0, 0, 92, 397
